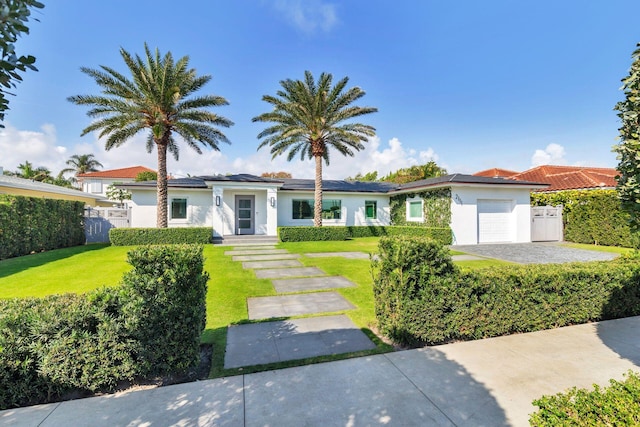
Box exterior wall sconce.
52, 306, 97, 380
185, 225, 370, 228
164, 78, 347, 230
270, 197, 276, 207
454, 194, 463, 204
215, 196, 221, 206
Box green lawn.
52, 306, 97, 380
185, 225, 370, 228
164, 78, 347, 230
561, 242, 635, 255
0, 237, 525, 378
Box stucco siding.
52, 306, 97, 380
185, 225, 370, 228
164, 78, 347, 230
277, 192, 391, 227
450, 186, 531, 245
129, 189, 213, 228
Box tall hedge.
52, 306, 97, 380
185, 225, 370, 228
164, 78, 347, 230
531, 190, 635, 247
0, 245, 208, 410
373, 235, 640, 346
0, 195, 85, 260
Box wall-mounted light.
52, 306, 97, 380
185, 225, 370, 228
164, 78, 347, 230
215, 195, 221, 206
454, 194, 463, 205
270, 197, 276, 207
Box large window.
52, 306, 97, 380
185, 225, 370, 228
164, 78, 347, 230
171, 198, 187, 219
89, 180, 102, 194
365, 200, 377, 219
292, 199, 342, 220
407, 199, 423, 221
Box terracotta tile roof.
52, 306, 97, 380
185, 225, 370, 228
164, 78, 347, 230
473, 168, 519, 178
77, 166, 155, 179
510, 165, 618, 192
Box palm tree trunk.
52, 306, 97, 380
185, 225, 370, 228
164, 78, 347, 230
157, 142, 168, 228
314, 155, 323, 227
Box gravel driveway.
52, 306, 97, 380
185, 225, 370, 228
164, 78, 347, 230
451, 242, 619, 264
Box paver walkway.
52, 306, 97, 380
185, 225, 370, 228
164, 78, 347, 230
223, 245, 376, 369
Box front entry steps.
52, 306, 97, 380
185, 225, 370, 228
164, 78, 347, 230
214, 235, 279, 246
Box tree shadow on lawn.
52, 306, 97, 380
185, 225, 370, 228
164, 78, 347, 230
0, 244, 109, 280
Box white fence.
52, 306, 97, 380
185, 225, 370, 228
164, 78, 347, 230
531, 205, 563, 242
84, 207, 131, 243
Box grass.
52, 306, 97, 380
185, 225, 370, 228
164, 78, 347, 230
0, 236, 541, 378
561, 242, 635, 255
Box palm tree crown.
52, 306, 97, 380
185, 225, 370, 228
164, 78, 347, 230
61, 153, 103, 176
253, 71, 377, 226
68, 43, 233, 227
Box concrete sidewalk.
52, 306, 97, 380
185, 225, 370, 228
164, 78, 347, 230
3, 316, 639, 427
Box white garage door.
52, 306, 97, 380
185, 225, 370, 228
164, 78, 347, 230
477, 199, 514, 243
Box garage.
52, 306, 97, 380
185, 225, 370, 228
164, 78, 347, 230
477, 199, 514, 243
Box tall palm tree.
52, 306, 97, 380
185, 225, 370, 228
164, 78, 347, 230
68, 44, 233, 227
253, 71, 377, 226
15, 161, 51, 181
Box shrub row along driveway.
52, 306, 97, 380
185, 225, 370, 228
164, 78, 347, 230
451, 242, 618, 264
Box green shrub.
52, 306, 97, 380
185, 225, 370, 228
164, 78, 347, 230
0, 245, 208, 410
278, 225, 452, 244
278, 226, 350, 242
373, 236, 640, 346
531, 190, 635, 247
109, 227, 213, 245
0, 195, 85, 260
120, 245, 208, 375
530, 371, 640, 426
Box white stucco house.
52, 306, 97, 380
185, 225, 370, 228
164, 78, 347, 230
116, 173, 547, 245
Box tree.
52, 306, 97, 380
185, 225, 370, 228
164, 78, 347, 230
135, 170, 157, 181
0, 0, 44, 126
614, 43, 640, 229
345, 171, 378, 182
260, 171, 292, 178
15, 160, 50, 181
68, 43, 233, 227
381, 161, 447, 184
253, 71, 377, 226
60, 153, 103, 176
106, 184, 131, 207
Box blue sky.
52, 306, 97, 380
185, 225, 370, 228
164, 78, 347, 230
1, 0, 639, 179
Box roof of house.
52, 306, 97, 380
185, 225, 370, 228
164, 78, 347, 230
77, 166, 155, 179
116, 173, 547, 193
473, 168, 519, 178
0, 174, 105, 200
509, 165, 618, 192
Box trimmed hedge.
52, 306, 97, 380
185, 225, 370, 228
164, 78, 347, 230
0, 195, 85, 260
530, 371, 640, 426
373, 235, 640, 346
0, 245, 208, 410
109, 227, 213, 245
278, 225, 452, 244
531, 190, 636, 247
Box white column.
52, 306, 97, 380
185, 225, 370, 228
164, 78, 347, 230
266, 187, 278, 236
212, 186, 224, 238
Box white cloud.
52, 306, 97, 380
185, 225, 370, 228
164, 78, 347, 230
531, 143, 566, 167
272, 0, 338, 33
0, 123, 67, 173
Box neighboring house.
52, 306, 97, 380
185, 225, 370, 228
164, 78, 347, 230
117, 173, 547, 245
475, 165, 618, 192
0, 167, 107, 206
77, 166, 156, 202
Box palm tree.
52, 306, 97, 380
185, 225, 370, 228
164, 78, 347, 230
253, 71, 377, 226
15, 161, 51, 181
61, 153, 103, 176
68, 44, 233, 227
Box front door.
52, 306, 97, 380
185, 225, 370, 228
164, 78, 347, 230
235, 195, 255, 235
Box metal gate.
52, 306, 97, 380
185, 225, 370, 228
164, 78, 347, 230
84, 207, 131, 243
531, 205, 563, 242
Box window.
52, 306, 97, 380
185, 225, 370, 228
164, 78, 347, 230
292, 199, 314, 219
365, 200, 377, 219
89, 180, 102, 193
407, 199, 423, 221
292, 199, 342, 220
171, 198, 187, 219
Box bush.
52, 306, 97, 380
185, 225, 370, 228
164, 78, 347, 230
530, 371, 640, 426
109, 227, 213, 245
278, 225, 452, 244
0, 245, 208, 410
0, 195, 85, 260
373, 236, 640, 346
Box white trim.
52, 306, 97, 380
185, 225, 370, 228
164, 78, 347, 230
406, 197, 424, 222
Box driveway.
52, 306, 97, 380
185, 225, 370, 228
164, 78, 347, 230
451, 242, 619, 264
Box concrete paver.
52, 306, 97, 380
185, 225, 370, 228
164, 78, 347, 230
254, 266, 325, 279
3, 316, 639, 427
247, 291, 355, 319
452, 242, 618, 264
242, 259, 302, 269
224, 315, 376, 368
224, 248, 286, 256
272, 276, 356, 293
232, 253, 300, 262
